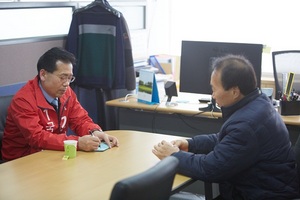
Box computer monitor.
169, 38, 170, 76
179, 41, 263, 95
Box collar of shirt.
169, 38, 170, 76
39, 81, 56, 104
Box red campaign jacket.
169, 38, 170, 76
2, 76, 101, 161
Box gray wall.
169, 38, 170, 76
0, 38, 65, 86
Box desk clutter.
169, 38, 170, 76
134, 54, 177, 105
279, 101, 300, 115
277, 72, 300, 115
137, 69, 160, 104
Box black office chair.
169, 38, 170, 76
0, 95, 14, 163
169, 181, 212, 200
272, 50, 300, 100
109, 156, 179, 200
292, 134, 300, 200
295, 135, 300, 183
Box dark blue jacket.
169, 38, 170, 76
172, 89, 299, 199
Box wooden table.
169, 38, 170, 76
0, 130, 192, 200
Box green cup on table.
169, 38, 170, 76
63, 140, 78, 159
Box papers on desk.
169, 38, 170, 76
170, 92, 212, 104
95, 142, 109, 152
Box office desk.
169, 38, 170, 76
106, 96, 223, 137
106, 97, 300, 142
281, 115, 300, 126
107, 97, 300, 125
0, 130, 192, 200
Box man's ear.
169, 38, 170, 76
39, 69, 47, 81
231, 86, 241, 99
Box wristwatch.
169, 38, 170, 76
89, 129, 103, 136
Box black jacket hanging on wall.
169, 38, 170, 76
66, 0, 136, 90
65, 0, 136, 130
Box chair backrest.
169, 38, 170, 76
109, 156, 179, 200
0, 95, 14, 161
294, 136, 300, 183
272, 50, 300, 99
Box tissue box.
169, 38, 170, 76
279, 101, 300, 115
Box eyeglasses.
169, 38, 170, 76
52, 73, 76, 83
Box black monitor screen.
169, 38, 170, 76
179, 41, 263, 95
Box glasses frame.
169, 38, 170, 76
51, 73, 75, 83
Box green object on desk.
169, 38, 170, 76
64, 140, 77, 159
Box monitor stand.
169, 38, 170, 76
165, 96, 178, 107
166, 101, 178, 107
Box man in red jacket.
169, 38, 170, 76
2, 47, 119, 161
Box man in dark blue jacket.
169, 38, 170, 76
153, 54, 299, 199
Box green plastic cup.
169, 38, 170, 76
63, 140, 78, 159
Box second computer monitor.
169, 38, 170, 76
179, 40, 263, 95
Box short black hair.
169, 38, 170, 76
212, 54, 257, 95
37, 47, 76, 73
